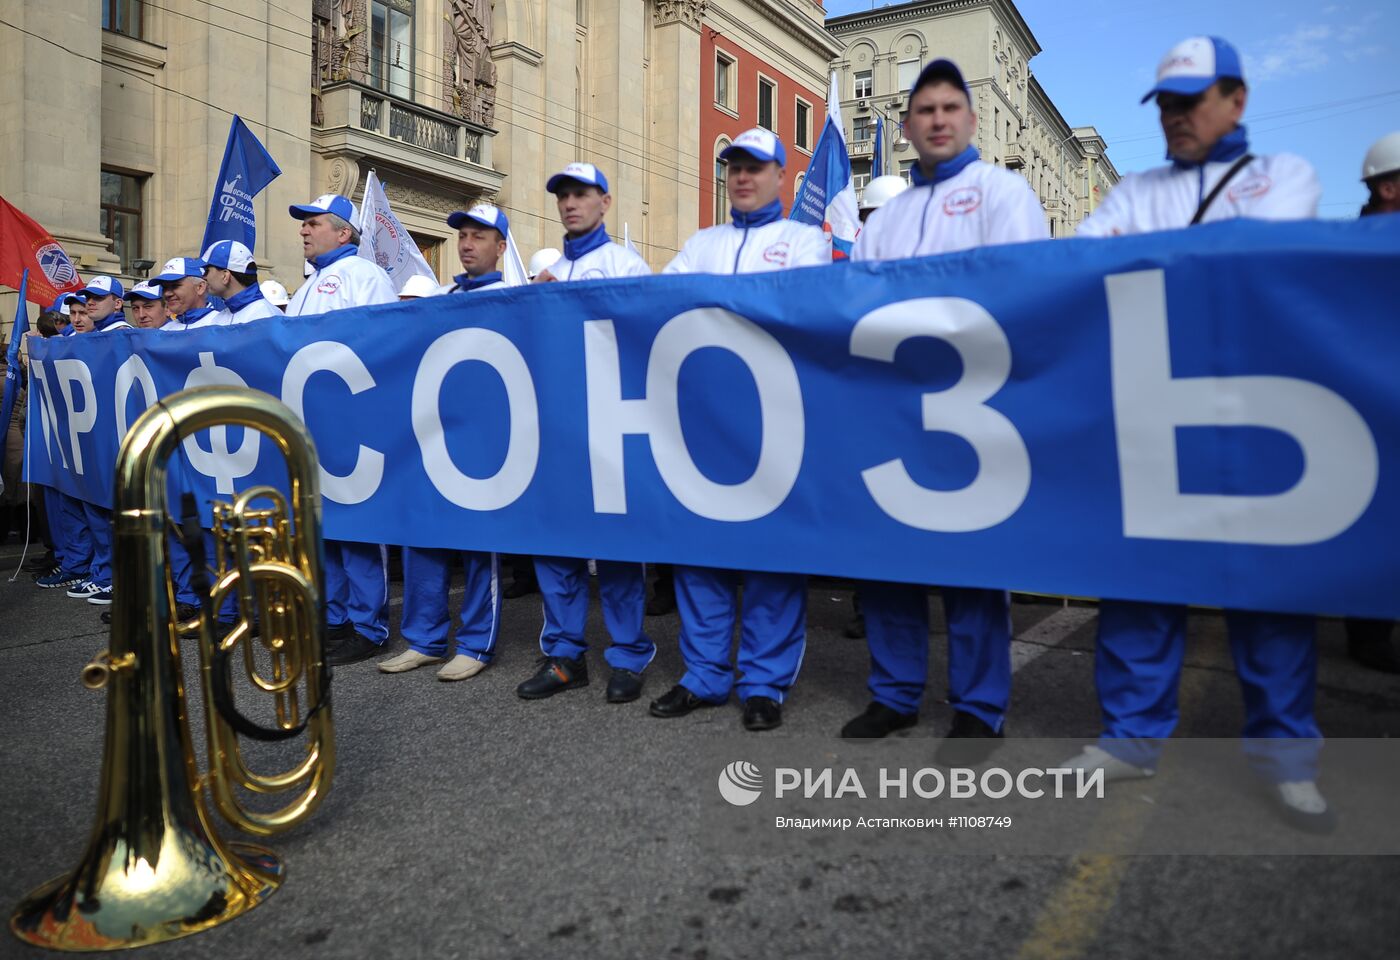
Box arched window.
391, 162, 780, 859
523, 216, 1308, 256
714, 137, 731, 225
793, 171, 806, 208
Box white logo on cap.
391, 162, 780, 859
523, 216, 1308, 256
733, 129, 776, 155
468, 203, 499, 223
561, 163, 596, 181
1158, 37, 1215, 80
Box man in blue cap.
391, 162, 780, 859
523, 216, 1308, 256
648, 127, 827, 731
80, 276, 132, 332
1074, 37, 1329, 833
153, 257, 231, 329
126, 281, 170, 328
845, 58, 1048, 757
286, 193, 397, 666
201, 240, 282, 323
32, 295, 93, 592
378, 202, 509, 683
517, 162, 655, 704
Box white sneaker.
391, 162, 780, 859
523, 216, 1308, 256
66, 580, 101, 600
377, 649, 443, 674
1269, 780, 1338, 834
437, 654, 488, 682
1061, 744, 1156, 782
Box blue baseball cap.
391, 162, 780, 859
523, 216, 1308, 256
546, 162, 610, 195
911, 58, 972, 102
48, 292, 85, 314
128, 280, 163, 301
720, 128, 788, 167
201, 239, 258, 272
1141, 37, 1244, 103
153, 257, 207, 284
289, 193, 358, 223
447, 203, 510, 237
81, 275, 125, 300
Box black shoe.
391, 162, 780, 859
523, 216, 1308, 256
742, 696, 783, 731
646, 590, 676, 617
606, 668, 643, 703
504, 579, 539, 599
841, 702, 917, 739
175, 602, 200, 623
934, 711, 1004, 766
325, 620, 355, 650
1346, 619, 1400, 674
649, 684, 718, 718
516, 655, 588, 699
325, 633, 385, 666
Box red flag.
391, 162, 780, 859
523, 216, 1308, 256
0, 195, 84, 306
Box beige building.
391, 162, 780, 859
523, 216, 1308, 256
1, 0, 842, 344
826, 0, 1118, 236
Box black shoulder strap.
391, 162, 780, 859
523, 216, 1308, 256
1190, 154, 1255, 225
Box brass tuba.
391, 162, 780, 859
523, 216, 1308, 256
10, 386, 335, 951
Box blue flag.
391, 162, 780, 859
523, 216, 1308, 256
200, 116, 282, 254
790, 74, 860, 259
0, 268, 28, 436
873, 114, 884, 178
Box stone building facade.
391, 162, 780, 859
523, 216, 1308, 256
826, 0, 1118, 236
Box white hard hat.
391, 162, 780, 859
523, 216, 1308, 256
528, 247, 562, 278
860, 175, 910, 211
398, 274, 443, 299
1362, 131, 1400, 181
259, 279, 289, 306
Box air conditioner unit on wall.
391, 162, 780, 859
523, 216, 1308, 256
857, 99, 869, 110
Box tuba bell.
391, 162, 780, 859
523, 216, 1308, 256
10, 386, 335, 951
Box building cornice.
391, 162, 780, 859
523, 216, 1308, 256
711, 0, 843, 70
827, 0, 1041, 60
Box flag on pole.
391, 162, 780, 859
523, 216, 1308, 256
789, 73, 860, 260
502, 229, 529, 287
873, 115, 885, 179
0, 197, 83, 306
200, 115, 282, 254
0, 269, 29, 437
357, 170, 437, 293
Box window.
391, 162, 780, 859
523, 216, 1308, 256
757, 76, 775, 131
897, 58, 920, 93
852, 158, 872, 197
899, 159, 915, 183
994, 108, 1000, 140
852, 116, 873, 143
714, 139, 730, 225
793, 171, 806, 204
370, 0, 414, 99
413, 233, 441, 279
103, 0, 142, 39
854, 70, 873, 99
100, 170, 143, 276
795, 98, 811, 151
715, 52, 735, 110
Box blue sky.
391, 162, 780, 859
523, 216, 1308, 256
824, 0, 1399, 217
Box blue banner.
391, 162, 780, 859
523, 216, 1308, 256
24, 218, 1400, 618
200, 116, 282, 254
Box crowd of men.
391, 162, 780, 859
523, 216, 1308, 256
5, 36, 1399, 837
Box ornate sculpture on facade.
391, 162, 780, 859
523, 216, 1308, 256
654, 0, 708, 30
445, 0, 497, 128
312, 0, 368, 125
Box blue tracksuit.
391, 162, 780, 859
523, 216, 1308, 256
674, 567, 807, 704
861, 582, 1013, 729
80, 501, 113, 591
57, 492, 92, 576
325, 540, 390, 642
1095, 601, 1320, 782
534, 557, 654, 672
401, 548, 501, 661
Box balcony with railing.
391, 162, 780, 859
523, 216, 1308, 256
313, 81, 502, 196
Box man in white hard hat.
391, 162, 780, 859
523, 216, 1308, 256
378, 203, 509, 684
527, 247, 561, 280
1360, 131, 1400, 216
1074, 36, 1331, 833
397, 275, 441, 300
648, 128, 826, 732
286, 193, 398, 666
517, 162, 655, 705
858, 175, 910, 223
201, 240, 282, 323
844, 59, 1048, 760
260, 279, 290, 311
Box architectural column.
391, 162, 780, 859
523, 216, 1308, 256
648, 0, 703, 264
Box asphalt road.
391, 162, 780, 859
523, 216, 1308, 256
2, 541, 1398, 960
